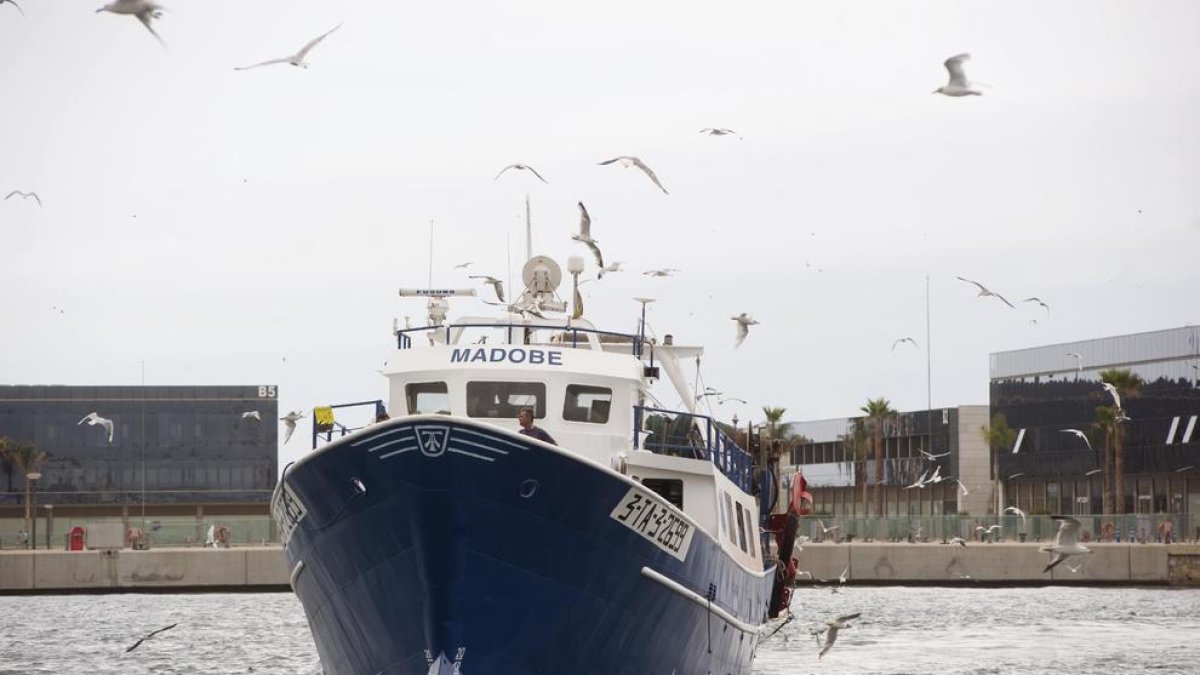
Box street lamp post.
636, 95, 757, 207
26, 472, 42, 550
44, 504, 54, 550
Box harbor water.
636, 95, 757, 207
1, 586, 1196, 674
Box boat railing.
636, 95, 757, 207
395, 322, 644, 357
309, 399, 388, 450
633, 405, 753, 492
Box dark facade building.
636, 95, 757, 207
990, 326, 1200, 518
0, 385, 278, 522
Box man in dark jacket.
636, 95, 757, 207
517, 407, 556, 445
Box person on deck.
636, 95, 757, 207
517, 407, 556, 445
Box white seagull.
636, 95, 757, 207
572, 202, 604, 269
1041, 515, 1093, 573
241, 411, 261, 421
1060, 428, 1093, 452
597, 261, 624, 279
1023, 297, 1051, 315
919, 448, 950, 459
949, 536, 967, 547
4, 190, 40, 205
817, 612, 861, 658
956, 276, 1015, 308
904, 470, 929, 490
96, 0, 165, 45
1066, 352, 1083, 373
731, 313, 758, 348
78, 412, 115, 444
469, 275, 505, 303
494, 164, 548, 184
1100, 381, 1122, 409
891, 337, 918, 351
453, 261, 473, 270
280, 410, 306, 444
699, 127, 741, 139
819, 520, 840, 536
643, 268, 679, 277
1004, 505, 1027, 527
954, 479, 970, 496
1, 0, 24, 16
236, 24, 342, 70
598, 156, 669, 194
933, 53, 982, 96
125, 623, 177, 652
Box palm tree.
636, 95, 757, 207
860, 397, 894, 516
760, 406, 791, 466
1093, 406, 1117, 515
1099, 368, 1144, 514
3, 440, 47, 548
980, 413, 1016, 514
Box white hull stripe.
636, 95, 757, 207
351, 427, 414, 446
457, 427, 527, 450
452, 437, 510, 456
1166, 417, 1180, 444
640, 567, 762, 634
448, 448, 496, 462
379, 444, 419, 459
367, 436, 417, 453
1184, 416, 1198, 444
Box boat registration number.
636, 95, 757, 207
610, 487, 695, 561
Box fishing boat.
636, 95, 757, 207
272, 254, 806, 675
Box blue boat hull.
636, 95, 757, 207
275, 417, 774, 675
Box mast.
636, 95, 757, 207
525, 193, 532, 263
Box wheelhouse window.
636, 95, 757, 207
563, 384, 613, 423
406, 382, 450, 414
642, 478, 683, 509
735, 502, 748, 552
467, 381, 546, 419
723, 493, 737, 546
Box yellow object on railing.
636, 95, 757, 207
314, 406, 335, 433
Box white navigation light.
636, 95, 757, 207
567, 256, 585, 275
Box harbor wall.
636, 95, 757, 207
2, 543, 1198, 592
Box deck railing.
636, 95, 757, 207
633, 405, 754, 492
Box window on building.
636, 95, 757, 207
563, 384, 613, 423
642, 478, 683, 509
406, 382, 450, 415
466, 382, 546, 419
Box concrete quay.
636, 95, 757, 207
2, 542, 1198, 593
0, 545, 290, 593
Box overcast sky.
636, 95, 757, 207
3, 1, 1198, 471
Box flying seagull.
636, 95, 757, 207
1004, 505, 1027, 527
125, 623, 177, 652
956, 277, 1015, 308
933, 53, 982, 96
904, 470, 929, 490
572, 202, 604, 269
891, 337, 918, 351
1041, 515, 1093, 573
643, 268, 679, 277
453, 261, 473, 270
954, 479, 970, 496
598, 156, 669, 194
918, 448, 950, 459
280, 410, 306, 444
817, 612, 861, 658
1066, 352, 1083, 373
597, 261, 623, 279
819, 520, 840, 536
78, 412, 115, 444
469, 275, 505, 303
949, 536, 967, 547
717, 396, 746, 405
96, 1, 165, 46
241, 411, 261, 421
699, 127, 740, 138
1085, 468, 1102, 476
1023, 297, 1051, 315
5, 190, 41, 205
1, 0, 24, 16
494, 164, 548, 183
1060, 428, 1093, 452
1100, 381, 1122, 409
731, 313, 758, 348
235, 24, 342, 70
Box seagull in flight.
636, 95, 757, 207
933, 53, 982, 96
573, 202, 604, 269
1023, 297, 1051, 315
956, 277, 1014, 308
1004, 505, 1027, 527
1041, 515, 1093, 573
236, 24, 341, 70
699, 127, 741, 139
819, 520, 841, 538
598, 156, 669, 194
453, 261, 473, 270
1066, 352, 1083, 373
1100, 381, 1122, 409
597, 261, 623, 279
717, 396, 746, 405
1, 0, 24, 16
241, 411, 261, 421
731, 313, 758, 348
816, 612, 860, 658
643, 268, 679, 277
125, 623, 177, 652
280, 410, 306, 444
1060, 428, 1093, 452
78, 412, 115, 444
470, 275, 505, 303
1085, 468, 1102, 476
904, 470, 929, 490
96, 0, 165, 46
891, 337, 918, 351
918, 448, 950, 459
949, 536, 967, 547
494, 163, 548, 183
954, 479, 970, 496
5, 190, 41, 205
